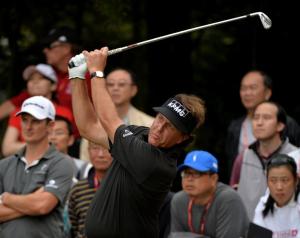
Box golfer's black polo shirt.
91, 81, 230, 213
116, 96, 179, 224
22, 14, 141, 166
0, 144, 74, 238
86, 125, 186, 238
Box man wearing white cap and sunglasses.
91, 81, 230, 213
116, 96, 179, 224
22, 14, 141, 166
169, 150, 249, 238
0, 96, 73, 238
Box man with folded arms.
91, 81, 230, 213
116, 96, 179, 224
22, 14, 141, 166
0, 96, 73, 238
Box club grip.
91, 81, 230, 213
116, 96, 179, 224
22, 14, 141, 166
68, 53, 85, 68
68, 47, 127, 68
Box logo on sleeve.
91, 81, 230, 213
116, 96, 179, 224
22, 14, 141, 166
122, 129, 133, 138
45, 179, 58, 189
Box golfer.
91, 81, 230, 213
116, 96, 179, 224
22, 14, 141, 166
69, 47, 206, 238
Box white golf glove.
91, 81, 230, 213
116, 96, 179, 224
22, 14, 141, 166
68, 54, 87, 80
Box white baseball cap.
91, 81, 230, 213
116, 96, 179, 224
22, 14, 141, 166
16, 96, 56, 120
22, 64, 57, 83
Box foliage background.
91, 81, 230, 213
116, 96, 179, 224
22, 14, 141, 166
1, 0, 299, 187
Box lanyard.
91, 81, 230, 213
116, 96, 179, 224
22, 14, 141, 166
187, 195, 214, 234
93, 174, 101, 191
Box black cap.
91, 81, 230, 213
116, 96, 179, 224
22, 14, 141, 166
43, 27, 80, 47
153, 97, 198, 134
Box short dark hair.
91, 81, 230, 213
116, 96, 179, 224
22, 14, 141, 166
55, 115, 73, 135
106, 67, 138, 86
248, 70, 273, 90
263, 154, 299, 217
255, 100, 287, 125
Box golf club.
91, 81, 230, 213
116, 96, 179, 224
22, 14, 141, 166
69, 11, 272, 68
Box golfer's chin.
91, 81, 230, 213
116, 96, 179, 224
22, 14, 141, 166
148, 135, 160, 147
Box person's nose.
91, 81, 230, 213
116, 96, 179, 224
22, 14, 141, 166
48, 132, 56, 142
96, 148, 105, 157
254, 117, 263, 126
275, 181, 284, 190
24, 121, 33, 130
156, 122, 165, 132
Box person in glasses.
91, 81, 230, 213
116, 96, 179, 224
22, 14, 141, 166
68, 141, 113, 238
253, 154, 300, 237
225, 70, 300, 180
169, 150, 249, 238
79, 67, 154, 162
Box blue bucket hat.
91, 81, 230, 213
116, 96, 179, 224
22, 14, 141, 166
178, 150, 218, 173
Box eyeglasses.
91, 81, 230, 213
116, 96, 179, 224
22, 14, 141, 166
180, 170, 210, 179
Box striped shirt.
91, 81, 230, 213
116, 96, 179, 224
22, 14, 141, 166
68, 169, 98, 238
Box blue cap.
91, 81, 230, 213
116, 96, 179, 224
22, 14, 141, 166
178, 150, 218, 173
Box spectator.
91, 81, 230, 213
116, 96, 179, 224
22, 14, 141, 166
49, 115, 91, 181
226, 70, 300, 176
0, 27, 83, 121
43, 27, 90, 157
69, 47, 206, 238
68, 141, 113, 238
80, 67, 154, 161
237, 101, 297, 220
169, 150, 249, 238
1, 63, 73, 156
253, 154, 300, 236
0, 96, 73, 238
49, 115, 91, 237
42, 27, 85, 111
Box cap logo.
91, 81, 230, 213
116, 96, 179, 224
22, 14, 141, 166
167, 100, 190, 117
193, 155, 197, 162
23, 102, 44, 110
58, 35, 67, 42
122, 129, 133, 138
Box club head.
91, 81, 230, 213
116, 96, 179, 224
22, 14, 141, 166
259, 12, 272, 29
250, 12, 272, 29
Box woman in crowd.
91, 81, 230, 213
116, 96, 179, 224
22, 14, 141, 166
253, 154, 300, 237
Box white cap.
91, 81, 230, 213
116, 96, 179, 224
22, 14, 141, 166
22, 64, 57, 83
16, 96, 56, 120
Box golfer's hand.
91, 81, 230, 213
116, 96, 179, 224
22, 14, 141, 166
68, 54, 87, 80
83, 47, 108, 73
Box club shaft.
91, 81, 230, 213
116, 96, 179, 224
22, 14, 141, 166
108, 13, 256, 56
68, 12, 268, 68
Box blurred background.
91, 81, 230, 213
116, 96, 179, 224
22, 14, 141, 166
0, 0, 298, 185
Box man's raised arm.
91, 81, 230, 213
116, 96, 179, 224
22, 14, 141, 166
68, 55, 109, 148
83, 48, 123, 143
